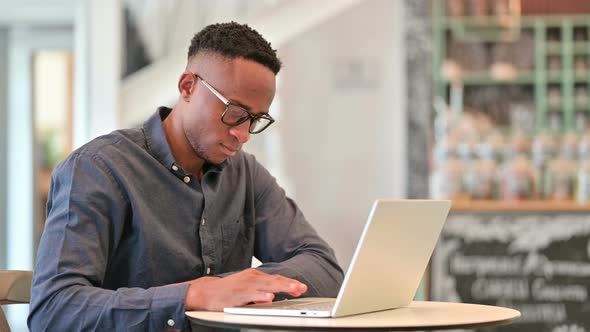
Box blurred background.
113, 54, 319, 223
0, 0, 406, 330
2, 0, 590, 331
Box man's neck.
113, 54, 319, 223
162, 107, 205, 176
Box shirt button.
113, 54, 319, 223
172, 165, 179, 171
183, 176, 190, 183
202, 218, 206, 225
206, 266, 211, 275
167, 319, 175, 327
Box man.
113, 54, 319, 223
28, 22, 344, 331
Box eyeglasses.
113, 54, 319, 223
192, 73, 275, 134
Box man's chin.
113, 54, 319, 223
206, 159, 224, 166
205, 154, 229, 166
195, 148, 228, 167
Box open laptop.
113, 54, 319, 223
224, 199, 451, 318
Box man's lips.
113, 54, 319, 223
221, 144, 239, 156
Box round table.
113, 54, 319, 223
186, 301, 521, 331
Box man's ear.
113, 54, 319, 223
178, 71, 196, 102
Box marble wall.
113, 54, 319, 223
405, 0, 432, 199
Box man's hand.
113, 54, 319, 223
183, 268, 308, 311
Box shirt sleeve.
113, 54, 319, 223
28, 152, 190, 331
248, 155, 345, 298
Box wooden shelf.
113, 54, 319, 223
546, 41, 590, 54
440, 15, 590, 29
441, 70, 589, 86
451, 199, 590, 212
442, 71, 535, 85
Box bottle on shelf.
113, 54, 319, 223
546, 28, 561, 43
547, 86, 563, 133
575, 86, 589, 111
543, 133, 578, 201
577, 132, 590, 203
577, 159, 590, 203
446, 0, 464, 17
574, 27, 588, 42
449, 110, 480, 162
547, 55, 561, 73
464, 134, 501, 200
547, 86, 562, 110
532, 131, 558, 199
431, 139, 467, 200
468, 0, 489, 19
499, 131, 538, 201
574, 56, 587, 78
499, 155, 538, 201
578, 131, 590, 161
575, 111, 589, 134
431, 8, 590, 204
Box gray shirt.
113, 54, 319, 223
28, 107, 344, 331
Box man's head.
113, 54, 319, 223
187, 22, 282, 75
173, 22, 281, 166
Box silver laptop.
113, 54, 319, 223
224, 199, 451, 318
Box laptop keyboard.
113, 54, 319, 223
271, 299, 336, 311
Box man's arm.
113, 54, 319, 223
29, 152, 311, 331
182, 269, 307, 311
248, 155, 345, 297
28, 152, 191, 331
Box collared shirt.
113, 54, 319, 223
28, 107, 344, 331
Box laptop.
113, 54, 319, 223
224, 199, 451, 318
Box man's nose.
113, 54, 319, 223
229, 121, 250, 144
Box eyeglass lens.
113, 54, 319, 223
223, 105, 271, 133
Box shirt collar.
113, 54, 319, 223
143, 107, 231, 174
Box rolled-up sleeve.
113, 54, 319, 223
28, 152, 189, 331
249, 155, 345, 297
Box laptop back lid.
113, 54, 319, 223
332, 199, 451, 317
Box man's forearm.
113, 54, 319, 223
29, 282, 189, 331
256, 252, 344, 298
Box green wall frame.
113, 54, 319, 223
432, 0, 590, 133
0, 27, 8, 269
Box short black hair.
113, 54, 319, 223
188, 22, 282, 74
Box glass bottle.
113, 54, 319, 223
576, 132, 590, 203
578, 131, 590, 161
548, 86, 561, 110
577, 159, 590, 204
430, 139, 466, 200
464, 140, 498, 200
531, 131, 558, 199
487, 130, 505, 164
499, 132, 537, 201
575, 87, 589, 133
575, 56, 587, 78
544, 133, 578, 201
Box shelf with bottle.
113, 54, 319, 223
450, 199, 590, 212
441, 69, 535, 85
546, 41, 590, 54
438, 35, 590, 87
438, 15, 590, 30
439, 69, 590, 85
545, 84, 590, 115
544, 71, 589, 83
432, 1, 590, 208
429, 106, 590, 205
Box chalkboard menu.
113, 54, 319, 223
431, 212, 590, 332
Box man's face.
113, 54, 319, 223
181, 55, 276, 165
